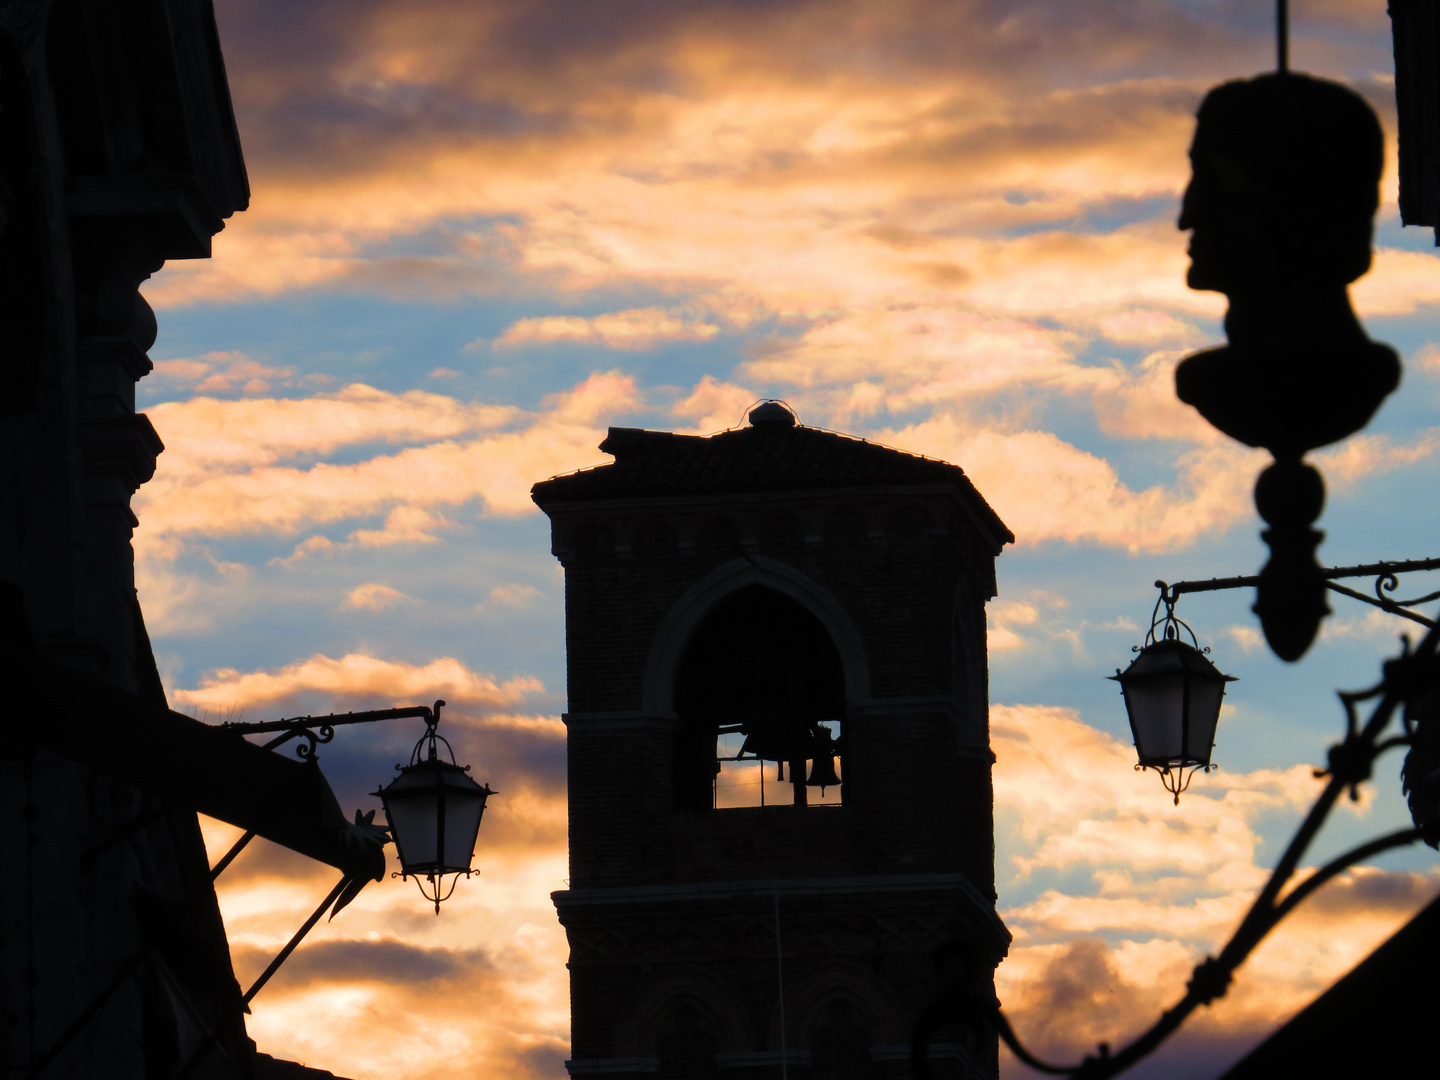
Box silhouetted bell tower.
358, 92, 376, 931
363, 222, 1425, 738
532, 402, 1013, 1079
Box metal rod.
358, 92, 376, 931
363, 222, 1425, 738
222, 704, 434, 737
261, 730, 301, 752
1324, 582, 1436, 629
1270, 827, 1423, 926
241, 876, 351, 1007
1161, 556, 1440, 600
209, 829, 257, 880
1277, 0, 1288, 74
774, 883, 788, 1080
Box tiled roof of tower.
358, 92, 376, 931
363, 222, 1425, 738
531, 409, 1013, 548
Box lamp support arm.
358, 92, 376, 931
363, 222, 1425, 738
1155, 555, 1440, 626
1323, 581, 1436, 628
223, 704, 438, 737
214, 699, 446, 769
241, 875, 355, 1008
925, 627, 1437, 1080
204, 701, 446, 880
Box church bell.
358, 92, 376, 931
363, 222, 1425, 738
806, 754, 840, 791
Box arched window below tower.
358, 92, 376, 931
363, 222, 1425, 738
672, 585, 846, 811
657, 1006, 720, 1080
809, 1001, 876, 1080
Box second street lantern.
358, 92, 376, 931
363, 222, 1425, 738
374, 701, 496, 912
1111, 632, 1236, 804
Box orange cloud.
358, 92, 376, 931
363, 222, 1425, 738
174, 653, 543, 713
484, 583, 541, 607
492, 307, 720, 351
1352, 245, 1440, 317
991, 702, 1440, 1071
146, 384, 520, 482
342, 583, 414, 611
877, 418, 1265, 552
208, 821, 571, 1080
136, 373, 637, 548
987, 591, 1069, 653
151, 350, 305, 395
1315, 428, 1440, 491
669, 375, 758, 434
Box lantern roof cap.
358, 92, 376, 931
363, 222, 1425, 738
1110, 636, 1238, 681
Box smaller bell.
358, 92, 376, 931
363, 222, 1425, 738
806, 754, 840, 792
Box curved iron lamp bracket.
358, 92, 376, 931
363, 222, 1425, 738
1152, 557, 1440, 634
914, 625, 1436, 1079
220, 702, 439, 762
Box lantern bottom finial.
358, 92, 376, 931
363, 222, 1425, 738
1140, 762, 1218, 805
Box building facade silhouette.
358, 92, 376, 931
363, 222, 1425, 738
1, 3, 253, 1077
532, 403, 1014, 1079
2, 6, 364, 1079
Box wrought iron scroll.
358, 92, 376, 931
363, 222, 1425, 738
220, 704, 438, 762
1155, 555, 1440, 629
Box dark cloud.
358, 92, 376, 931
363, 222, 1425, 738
232, 937, 490, 990
1000, 937, 1273, 1080
212, 0, 1392, 181
211, 831, 341, 885
456, 714, 566, 791
520, 1041, 570, 1078
1304, 868, 1440, 915
1007, 937, 1149, 1056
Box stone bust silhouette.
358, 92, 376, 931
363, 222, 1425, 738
1174, 73, 1400, 458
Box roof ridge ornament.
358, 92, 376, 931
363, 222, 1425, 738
746, 399, 798, 428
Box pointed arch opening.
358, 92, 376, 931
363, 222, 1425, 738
672, 584, 846, 811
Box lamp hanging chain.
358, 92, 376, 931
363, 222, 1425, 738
1277, 0, 1288, 74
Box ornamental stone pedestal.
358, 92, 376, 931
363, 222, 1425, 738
532, 404, 1014, 1080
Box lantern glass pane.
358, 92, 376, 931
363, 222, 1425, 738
1124, 671, 1186, 763
1183, 676, 1226, 765
386, 790, 439, 871
441, 785, 489, 872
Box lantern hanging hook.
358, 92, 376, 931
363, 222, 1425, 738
1146, 581, 1204, 650
410, 699, 462, 767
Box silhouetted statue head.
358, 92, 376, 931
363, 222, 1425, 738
1181, 72, 1384, 298
1175, 72, 1398, 459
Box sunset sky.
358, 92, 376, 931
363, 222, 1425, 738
150, 2, 1440, 1077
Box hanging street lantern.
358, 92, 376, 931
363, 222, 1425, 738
373, 700, 496, 912
1110, 588, 1237, 804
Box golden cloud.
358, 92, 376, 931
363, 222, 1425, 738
209, 825, 571, 1080
174, 653, 543, 713
342, 582, 414, 611
1315, 428, 1440, 491
492, 307, 721, 351
878, 418, 1264, 552
991, 702, 1440, 1071
136, 373, 637, 549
